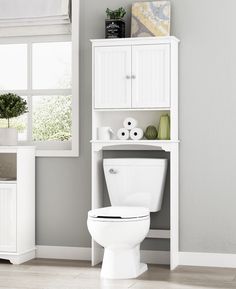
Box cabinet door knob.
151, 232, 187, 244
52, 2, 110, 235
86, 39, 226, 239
126, 75, 131, 79
132, 75, 136, 79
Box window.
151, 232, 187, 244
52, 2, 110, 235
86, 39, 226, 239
0, 35, 77, 156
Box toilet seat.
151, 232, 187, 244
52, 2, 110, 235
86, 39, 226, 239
88, 206, 149, 222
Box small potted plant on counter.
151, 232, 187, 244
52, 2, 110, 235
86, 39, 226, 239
0, 93, 28, 145
105, 7, 126, 38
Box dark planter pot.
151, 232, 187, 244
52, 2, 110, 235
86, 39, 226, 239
105, 19, 125, 39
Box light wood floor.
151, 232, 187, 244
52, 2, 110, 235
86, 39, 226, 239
0, 258, 236, 288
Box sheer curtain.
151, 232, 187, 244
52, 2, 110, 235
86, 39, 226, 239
0, 0, 70, 26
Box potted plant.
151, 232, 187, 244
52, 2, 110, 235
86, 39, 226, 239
0, 93, 28, 145
105, 7, 126, 38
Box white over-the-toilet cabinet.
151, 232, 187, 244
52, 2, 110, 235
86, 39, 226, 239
0, 146, 35, 264
94, 43, 170, 109
91, 37, 179, 269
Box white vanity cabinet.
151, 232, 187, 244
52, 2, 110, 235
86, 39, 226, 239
93, 38, 173, 109
0, 146, 35, 264
0, 184, 17, 252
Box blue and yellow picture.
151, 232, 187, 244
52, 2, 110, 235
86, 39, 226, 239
131, 1, 171, 37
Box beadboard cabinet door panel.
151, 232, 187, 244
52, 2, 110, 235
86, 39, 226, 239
94, 46, 132, 108
132, 44, 170, 108
0, 184, 17, 252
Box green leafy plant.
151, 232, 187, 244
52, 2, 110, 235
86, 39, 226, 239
106, 7, 126, 19
0, 93, 28, 128
33, 95, 71, 141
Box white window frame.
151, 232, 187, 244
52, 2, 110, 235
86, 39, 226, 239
0, 0, 79, 158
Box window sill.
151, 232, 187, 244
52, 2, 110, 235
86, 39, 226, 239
17, 141, 79, 157
36, 149, 79, 157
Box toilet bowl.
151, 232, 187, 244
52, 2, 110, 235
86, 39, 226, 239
87, 158, 168, 279
87, 206, 150, 279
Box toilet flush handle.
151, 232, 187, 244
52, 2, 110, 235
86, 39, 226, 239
109, 168, 118, 174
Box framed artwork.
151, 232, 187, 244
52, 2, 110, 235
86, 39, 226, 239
131, 1, 171, 37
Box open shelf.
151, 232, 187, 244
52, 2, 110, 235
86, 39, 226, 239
94, 107, 171, 112
93, 110, 170, 139
0, 153, 17, 181
91, 140, 179, 143
0, 180, 17, 184
0, 146, 35, 153
92, 110, 178, 142
91, 140, 179, 151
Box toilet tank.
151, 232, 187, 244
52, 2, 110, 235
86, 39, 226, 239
103, 158, 168, 212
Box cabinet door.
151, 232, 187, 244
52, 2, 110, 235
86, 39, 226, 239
0, 184, 17, 252
132, 44, 170, 108
94, 46, 132, 108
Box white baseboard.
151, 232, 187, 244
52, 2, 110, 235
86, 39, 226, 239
36, 246, 170, 265
0, 248, 36, 265
36, 247, 236, 268
36, 246, 91, 261
179, 252, 236, 268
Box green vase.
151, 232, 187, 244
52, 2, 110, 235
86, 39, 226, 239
158, 114, 170, 140
145, 125, 158, 140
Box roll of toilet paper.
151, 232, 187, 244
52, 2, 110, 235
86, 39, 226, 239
123, 117, 138, 130
130, 128, 144, 140
117, 128, 130, 140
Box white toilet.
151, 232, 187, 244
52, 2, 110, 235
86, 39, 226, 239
87, 158, 168, 279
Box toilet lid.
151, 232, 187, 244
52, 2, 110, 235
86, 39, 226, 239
88, 206, 149, 219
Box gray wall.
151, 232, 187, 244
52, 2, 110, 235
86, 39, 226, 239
36, 0, 236, 254
176, 0, 236, 253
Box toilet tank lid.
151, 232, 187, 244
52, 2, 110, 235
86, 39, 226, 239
104, 158, 167, 166
88, 206, 150, 219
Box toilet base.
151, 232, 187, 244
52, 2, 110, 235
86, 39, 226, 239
101, 245, 147, 279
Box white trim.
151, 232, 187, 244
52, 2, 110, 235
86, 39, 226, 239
0, 20, 70, 28
0, 34, 71, 44
179, 252, 236, 268
32, 140, 71, 150
91, 36, 180, 47
0, 89, 72, 96
36, 246, 170, 265
27, 42, 33, 143
36, 149, 78, 157
94, 107, 170, 112
16, 141, 76, 157
36, 246, 91, 261
71, 0, 79, 157
0, 248, 36, 265
0, 24, 71, 38
170, 144, 179, 270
